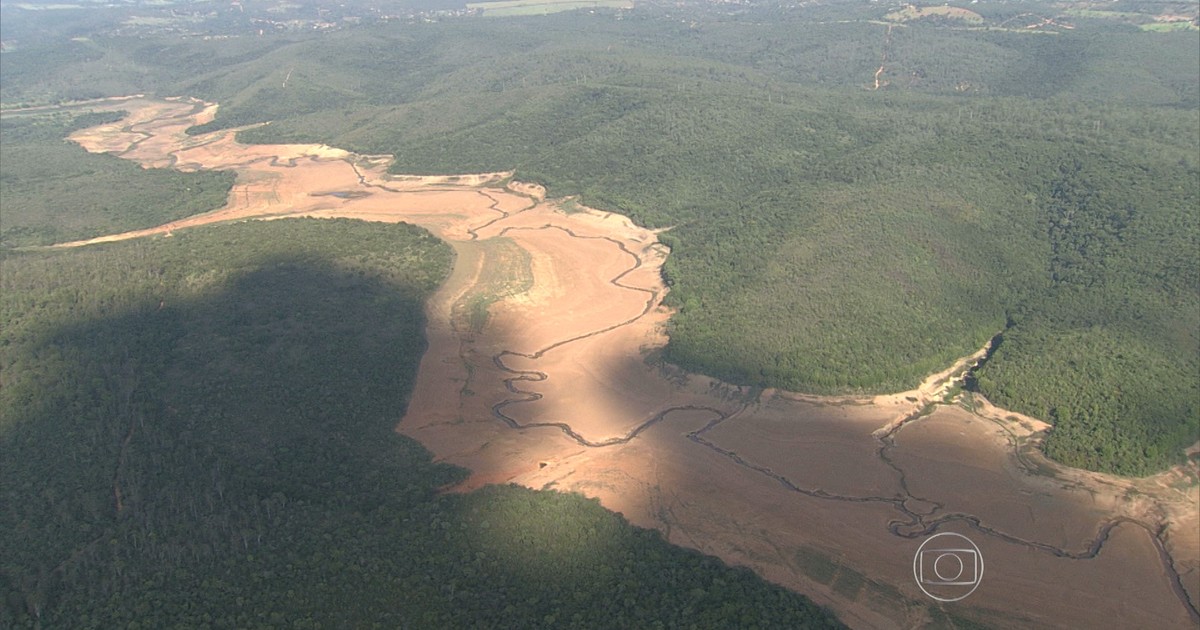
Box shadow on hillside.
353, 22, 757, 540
1, 245, 840, 628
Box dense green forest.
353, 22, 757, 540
972, 153, 1200, 474
1, 2, 1195, 470
0, 111, 234, 247
0, 220, 842, 627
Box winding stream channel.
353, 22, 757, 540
29, 95, 1200, 629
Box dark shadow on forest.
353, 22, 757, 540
0, 230, 842, 628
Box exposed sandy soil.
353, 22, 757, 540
57, 96, 1200, 629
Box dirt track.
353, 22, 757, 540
56, 96, 1200, 629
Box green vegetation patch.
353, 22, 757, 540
452, 237, 533, 334
830, 566, 866, 600
0, 110, 234, 247
794, 546, 839, 585
863, 579, 913, 618
975, 324, 1198, 476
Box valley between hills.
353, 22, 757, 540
45, 95, 1200, 629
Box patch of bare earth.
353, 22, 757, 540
60, 97, 1200, 629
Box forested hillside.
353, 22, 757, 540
1, 2, 1195, 471
0, 220, 841, 627
0, 111, 234, 247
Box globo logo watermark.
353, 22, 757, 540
913, 532, 984, 602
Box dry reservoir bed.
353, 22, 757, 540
53, 96, 1200, 629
